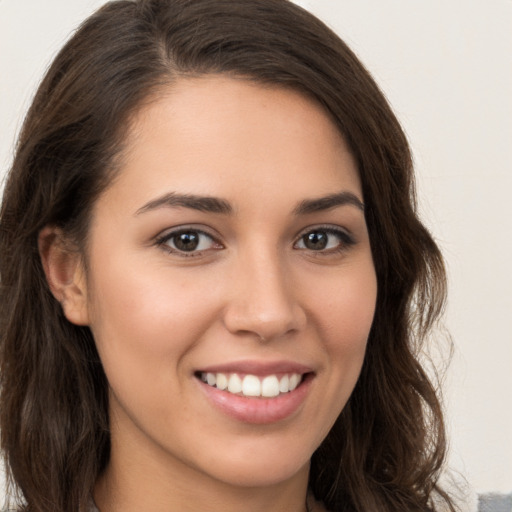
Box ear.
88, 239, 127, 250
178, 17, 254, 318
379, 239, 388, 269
38, 226, 90, 326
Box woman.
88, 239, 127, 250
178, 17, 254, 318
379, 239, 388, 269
0, 1, 456, 511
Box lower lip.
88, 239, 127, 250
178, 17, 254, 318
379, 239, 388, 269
198, 375, 313, 424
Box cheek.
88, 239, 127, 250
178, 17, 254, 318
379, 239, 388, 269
316, 262, 377, 386
86, 263, 225, 429
302, 266, 376, 446
317, 262, 377, 344
86, 257, 220, 379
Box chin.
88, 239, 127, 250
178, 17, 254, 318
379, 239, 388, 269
198, 445, 312, 489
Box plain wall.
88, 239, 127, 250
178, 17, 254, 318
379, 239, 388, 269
1, 0, 511, 508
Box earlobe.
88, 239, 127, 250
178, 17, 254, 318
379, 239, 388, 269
38, 226, 90, 326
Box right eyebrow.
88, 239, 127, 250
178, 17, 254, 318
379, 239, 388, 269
135, 192, 233, 216
293, 191, 365, 215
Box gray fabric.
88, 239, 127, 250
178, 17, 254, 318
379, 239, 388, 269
478, 493, 512, 512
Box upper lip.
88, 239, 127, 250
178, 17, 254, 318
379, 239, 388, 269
196, 360, 313, 376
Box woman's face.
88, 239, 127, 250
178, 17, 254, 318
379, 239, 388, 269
81, 76, 377, 489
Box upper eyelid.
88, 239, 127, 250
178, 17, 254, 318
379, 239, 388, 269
156, 225, 221, 242
294, 223, 353, 239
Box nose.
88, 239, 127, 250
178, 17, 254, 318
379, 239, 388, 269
222, 250, 306, 342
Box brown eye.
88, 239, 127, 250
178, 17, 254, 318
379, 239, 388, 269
294, 227, 355, 252
173, 232, 200, 251
302, 231, 328, 250
159, 229, 220, 254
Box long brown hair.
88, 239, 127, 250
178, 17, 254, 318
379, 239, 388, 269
1, 1, 455, 510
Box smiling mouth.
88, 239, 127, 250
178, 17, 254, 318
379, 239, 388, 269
197, 372, 306, 398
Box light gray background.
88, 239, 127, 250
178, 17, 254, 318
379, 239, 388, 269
1, 1, 511, 510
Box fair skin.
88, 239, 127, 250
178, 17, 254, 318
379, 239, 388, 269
40, 76, 377, 512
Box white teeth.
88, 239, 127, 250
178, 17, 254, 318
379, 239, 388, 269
289, 373, 300, 391
227, 374, 242, 394
216, 372, 228, 390
261, 375, 280, 397
200, 372, 304, 397
242, 375, 261, 396
279, 374, 289, 393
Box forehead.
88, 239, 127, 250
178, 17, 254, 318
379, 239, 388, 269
100, 75, 361, 215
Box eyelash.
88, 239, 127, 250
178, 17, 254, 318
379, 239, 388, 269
293, 226, 355, 255
155, 225, 355, 257
156, 228, 221, 257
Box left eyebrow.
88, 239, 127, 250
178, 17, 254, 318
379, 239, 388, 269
293, 192, 365, 215
135, 192, 233, 216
